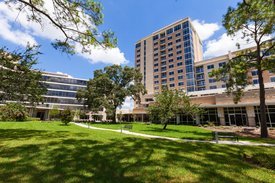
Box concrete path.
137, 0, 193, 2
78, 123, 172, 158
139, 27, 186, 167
73, 122, 275, 147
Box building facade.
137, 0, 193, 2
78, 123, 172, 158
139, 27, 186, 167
133, 18, 275, 127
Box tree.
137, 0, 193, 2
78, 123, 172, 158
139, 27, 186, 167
77, 65, 146, 123
0, 46, 47, 105
0, 103, 29, 121
49, 106, 60, 120
6, 0, 117, 54
60, 109, 73, 125
147, 86, 203, 129
211, 0, 275, 138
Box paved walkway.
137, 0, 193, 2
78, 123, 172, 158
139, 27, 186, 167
73, 122, 275, 147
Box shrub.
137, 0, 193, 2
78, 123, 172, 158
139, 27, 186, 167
60, 109, 73, 125
49, 107, 60, 120
0, 103, 28, 121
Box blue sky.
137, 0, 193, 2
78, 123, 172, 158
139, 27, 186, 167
0, 0, 245, 80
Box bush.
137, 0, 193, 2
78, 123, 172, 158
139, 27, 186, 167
49, 107, 61, 120
0, 103, 28, 121
60, 109, 73, 125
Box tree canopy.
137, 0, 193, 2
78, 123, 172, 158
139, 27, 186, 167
6, 0, 117, 54
211, 0, 275, 138
77, 65, 146, 123
147, 86, 203, 129
0, 46, 46, 105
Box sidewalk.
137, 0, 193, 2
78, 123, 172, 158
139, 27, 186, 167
73, 122, 275, 147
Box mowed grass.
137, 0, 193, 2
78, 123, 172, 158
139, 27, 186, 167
0, 122, 274, 183
91, 122, 213, 140
90, 122, 275, 144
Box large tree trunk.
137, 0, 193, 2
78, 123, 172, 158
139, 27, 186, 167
258, 70, 268, 138
111, 109, 117, 123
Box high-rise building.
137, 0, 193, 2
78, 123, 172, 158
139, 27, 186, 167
133, 18, 275, 127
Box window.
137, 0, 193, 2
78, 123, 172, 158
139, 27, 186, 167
154, 81, 159, 84
185, 59, 192, 65
161, 61, 166, 66
183, 34, 190, 40
185, 53, 192, 59
169, 71, 174, 75
184, 47, 191, 53
160, 50, 166, 55
207, 65, 214, 70
160, 32, 165, 38
160, 39, 165, 44
186, 65, 193, 73
271, 77, 275, 82
219, 62, 226, 67
154, 75, 159, 79
168, 36, 172, 40
177, 62, 183, 66
182, 21, 189, 29
176, 45, 181, 49
153, 48, 158, 51
161, 73, 167, 78
177, 56, 182, 60
161, 66, 167, 71
136, 64, 140, 67
184, 41, 190, 47
169, 64, 174, 69
175, 33, 181, 37
170, 83, 175, 87
154, 58, 158, 62
154, 53, 158, 57
176, 39, 181, 43
253, 79, 259, 84
222, 84, 226, 88
166, 28, 173, 35
154, 63, 158, 67
161, 79, 167, 84
183, 28, 189, 35
161, 56, 166, 61
174, 24, 181, 31
154, 86, 159, 90
153, 35, 159, 41
168, 48, 173, 52
136, 54, 140, 58
168, 59, 174, 63
169, 77, 174, 81
178, 69, 183, 73
176, 50, 182, 54
136, 43, 141, 48
187, 80, 195, 86
178, 75, 183, 80
251, 70, 258, 76
196, 66, 203, 73
178, 82, 184, 86
209, 78, 216, 83
154, 42, 158, 46
210, 86, 217, 90
186, 73, 194, 79
154, 69, 159, 72
168, 53, 173, 57
168, 42, 173, 46
160, 45, 166, 50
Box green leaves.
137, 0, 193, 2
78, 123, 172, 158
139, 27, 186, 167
147, 87, 203, 126
0, 46, 46, 105
10, 0, 117, 54
77, 65, 146, 123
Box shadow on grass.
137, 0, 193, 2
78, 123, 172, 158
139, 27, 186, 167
0, 128, 273, 183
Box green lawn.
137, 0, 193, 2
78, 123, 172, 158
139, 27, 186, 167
0, 121, 275, 183
91, 122, 213, 140
90, 122, 275, 144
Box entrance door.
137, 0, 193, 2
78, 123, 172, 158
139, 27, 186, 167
229, 114, 236, 125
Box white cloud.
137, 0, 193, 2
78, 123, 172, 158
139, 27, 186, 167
76, 45, 128, 65
192, 19, 220, 41
203, 30, 272, 58
0, 1, 127, 65
0, 18, 37, 46
121, 97, 134, 110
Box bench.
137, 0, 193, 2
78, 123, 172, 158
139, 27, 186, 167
121, 124, 133, 132
212, 131, 238, 143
